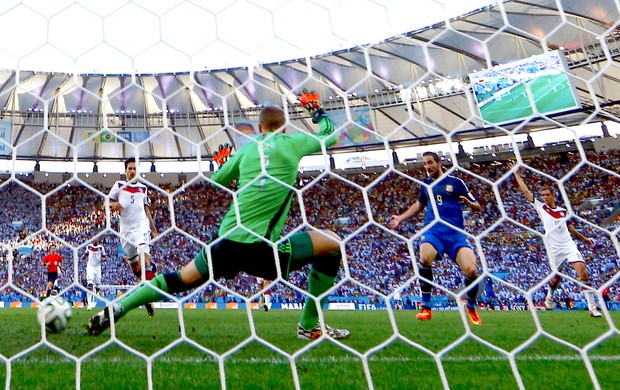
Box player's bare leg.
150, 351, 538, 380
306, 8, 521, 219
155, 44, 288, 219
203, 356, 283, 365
572, 261, 601, 317
545, 275, 562, 310
46, 281, 54, 297
455, 247, 482, 325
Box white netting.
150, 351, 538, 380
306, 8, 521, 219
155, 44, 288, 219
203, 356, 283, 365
1, 1, 619, 389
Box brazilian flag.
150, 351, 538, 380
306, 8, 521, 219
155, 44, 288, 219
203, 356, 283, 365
100, 131, 116, 143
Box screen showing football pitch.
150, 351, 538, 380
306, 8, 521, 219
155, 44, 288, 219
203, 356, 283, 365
469, 50, 581, 125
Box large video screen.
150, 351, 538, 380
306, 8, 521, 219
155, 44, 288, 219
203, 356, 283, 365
469, 51, 581, 125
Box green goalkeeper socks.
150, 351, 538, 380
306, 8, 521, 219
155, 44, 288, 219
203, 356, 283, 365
119, 274, 171, 316
117, 268, 336, 331
299, 268, 336, 330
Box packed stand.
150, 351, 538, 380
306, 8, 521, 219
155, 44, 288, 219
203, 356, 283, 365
0, 149, 619, 308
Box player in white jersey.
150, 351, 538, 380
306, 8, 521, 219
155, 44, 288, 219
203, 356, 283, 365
510, 162, 601, 317
82, 239, 107, 310
108, 157, 159, 316
256, 278, 272, 312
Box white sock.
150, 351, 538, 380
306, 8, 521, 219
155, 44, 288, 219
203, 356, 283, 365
545, 288, 555, 301
264, 293, 272, 308
89, 288, 98, 308
584, 289, 596, 311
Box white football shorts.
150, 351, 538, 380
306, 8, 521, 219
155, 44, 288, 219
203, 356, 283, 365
86, 264, 102, 288
548, 245, 583, 269
121, 228, 151, 263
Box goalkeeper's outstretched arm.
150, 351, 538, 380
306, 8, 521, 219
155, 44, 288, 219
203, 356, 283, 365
297, 90, 338, 152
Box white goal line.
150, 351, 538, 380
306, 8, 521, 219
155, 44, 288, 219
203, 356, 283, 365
13, 354, 620, 365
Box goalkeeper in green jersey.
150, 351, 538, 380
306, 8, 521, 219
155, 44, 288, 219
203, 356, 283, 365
88, 92, 351, 340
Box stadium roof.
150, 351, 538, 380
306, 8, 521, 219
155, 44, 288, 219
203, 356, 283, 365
0, 0, 619, 162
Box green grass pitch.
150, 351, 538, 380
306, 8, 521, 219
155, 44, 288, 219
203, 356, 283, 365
1, 308, 618, 389
478, 73, 579, 125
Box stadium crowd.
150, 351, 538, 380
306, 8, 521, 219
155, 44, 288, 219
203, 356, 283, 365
1, 148, 619, 310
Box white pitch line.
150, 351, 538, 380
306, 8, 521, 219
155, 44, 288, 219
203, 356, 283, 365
10, 354, 620, 365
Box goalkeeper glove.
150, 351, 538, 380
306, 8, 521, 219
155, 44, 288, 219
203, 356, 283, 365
299, 90, 327, 123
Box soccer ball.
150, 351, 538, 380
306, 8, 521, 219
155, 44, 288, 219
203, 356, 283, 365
38, 296, 72, 333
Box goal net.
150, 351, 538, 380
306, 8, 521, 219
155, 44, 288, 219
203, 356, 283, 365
0, 1, 619, 389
